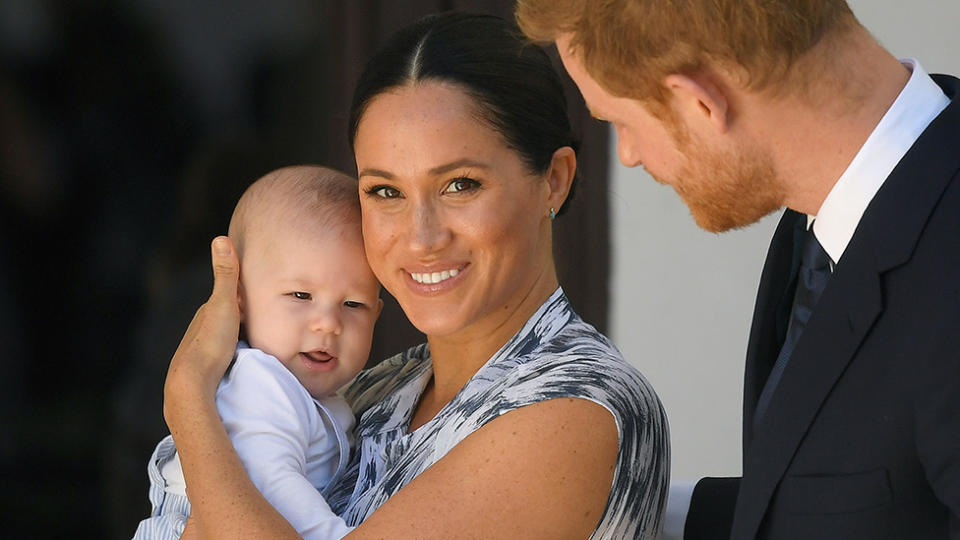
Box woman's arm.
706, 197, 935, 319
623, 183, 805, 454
164, 237, 301, 539
351, 397, 619, 539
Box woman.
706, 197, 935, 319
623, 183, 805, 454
164, 13, 668, 539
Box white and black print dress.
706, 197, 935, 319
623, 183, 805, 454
327, 288, 669, 539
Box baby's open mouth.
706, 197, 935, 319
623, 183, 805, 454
301, 351, 334, 363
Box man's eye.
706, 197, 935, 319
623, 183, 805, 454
443, 177, 479, 194
367, 185, 401, 199
344, 300, 364, 308
292, 292, 311, 300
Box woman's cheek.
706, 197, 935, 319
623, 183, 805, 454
362, 215, 397, 279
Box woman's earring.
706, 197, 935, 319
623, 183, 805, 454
549, 207, 557, 220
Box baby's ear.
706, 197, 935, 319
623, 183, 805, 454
237, 281, 247, 322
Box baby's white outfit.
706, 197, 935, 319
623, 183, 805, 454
132, 344, 355, 539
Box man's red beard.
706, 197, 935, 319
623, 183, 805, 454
658, 127, 785, 233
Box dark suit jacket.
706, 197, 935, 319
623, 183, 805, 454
685, 75, 960, 539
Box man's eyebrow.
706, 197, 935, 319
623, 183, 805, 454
585, 104, 605, 121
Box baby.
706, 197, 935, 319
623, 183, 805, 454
134, 165, 382, 539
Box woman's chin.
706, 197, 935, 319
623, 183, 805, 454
405, 311, 469, 339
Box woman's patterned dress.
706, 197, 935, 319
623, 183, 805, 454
327, 288, 670, 539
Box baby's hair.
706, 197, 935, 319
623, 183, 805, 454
228, 165, 359, 258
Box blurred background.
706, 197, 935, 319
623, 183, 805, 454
2, 0, 958, 537
0, 1, 610, 537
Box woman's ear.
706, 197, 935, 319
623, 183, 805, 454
545, 146, 577, 214
664, 73, 730, 134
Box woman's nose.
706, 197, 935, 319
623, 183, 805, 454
309, 305, 342, 336
407, 200, 451, 255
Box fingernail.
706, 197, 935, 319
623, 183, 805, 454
213, 237, 230, 256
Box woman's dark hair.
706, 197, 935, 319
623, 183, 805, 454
349, 12, 579, 215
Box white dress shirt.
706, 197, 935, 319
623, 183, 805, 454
811, 59, 949, 260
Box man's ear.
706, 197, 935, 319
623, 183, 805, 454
544, 146, 577, 214
664, 73, 730, 134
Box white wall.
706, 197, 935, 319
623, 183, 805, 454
608, 0, 960, 482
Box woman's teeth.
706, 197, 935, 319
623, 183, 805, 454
410, 268, 459, 284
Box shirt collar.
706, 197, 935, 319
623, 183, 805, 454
810, 59, 949, 264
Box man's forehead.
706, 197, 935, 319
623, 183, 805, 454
552, 38, 605, 113
554, 33, 579, 65
554, 35, 586, 85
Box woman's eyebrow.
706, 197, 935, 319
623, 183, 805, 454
358, 168, 393, 180
428, 158, 491, 176
359, 159, 492, 180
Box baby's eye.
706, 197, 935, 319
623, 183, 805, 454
367, 185, 401, 199
291, 291, 312, 300
443, 177, 480, 194
344, 300, 364, 309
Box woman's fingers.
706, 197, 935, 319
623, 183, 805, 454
165, 237, 242, 416
199, 236, 242, 357
210, 236, 240, 310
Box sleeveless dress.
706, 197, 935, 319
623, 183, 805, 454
326, 288, 669, 539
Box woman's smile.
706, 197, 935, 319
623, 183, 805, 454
405, 263, 468, 293
409, 267, 460, 285
354, 82, 557, 339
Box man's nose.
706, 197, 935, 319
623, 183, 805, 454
615, 125, 643, 168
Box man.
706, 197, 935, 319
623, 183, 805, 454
517, 1, 960, 538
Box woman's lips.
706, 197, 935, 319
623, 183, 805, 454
299, 351, 337, 372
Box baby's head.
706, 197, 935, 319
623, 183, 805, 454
229, 165, 382, 399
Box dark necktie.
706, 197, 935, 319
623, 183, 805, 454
753, 226, 833, 429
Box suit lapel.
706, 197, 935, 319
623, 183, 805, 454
733, 241, 883, 538
742, 211, 805, 446
732, 74, 960, 539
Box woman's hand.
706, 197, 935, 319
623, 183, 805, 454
160, 237, 300, 539
164, 236, 241, 425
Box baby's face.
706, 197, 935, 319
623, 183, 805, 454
240, 223, 382, 399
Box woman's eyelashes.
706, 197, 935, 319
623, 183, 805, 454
443, 176, 480, 194
365, 185, 401, 199
363, 176, 481, 199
